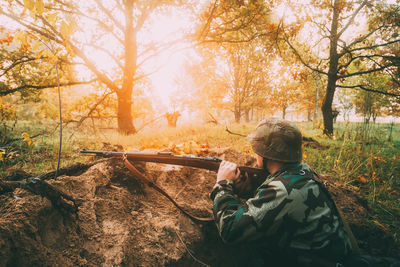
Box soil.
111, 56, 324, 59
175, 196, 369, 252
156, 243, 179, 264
0, 148, 399, 267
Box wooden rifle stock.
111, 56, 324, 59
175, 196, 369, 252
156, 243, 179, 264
80, 149, 268, 178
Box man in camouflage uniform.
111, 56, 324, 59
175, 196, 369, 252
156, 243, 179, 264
210, 118, 353, 266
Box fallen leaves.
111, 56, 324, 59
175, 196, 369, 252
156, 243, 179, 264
358, 174, 368, 184
140, 138, 209, 156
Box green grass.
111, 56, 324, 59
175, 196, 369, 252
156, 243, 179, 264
301, 121, 400, 232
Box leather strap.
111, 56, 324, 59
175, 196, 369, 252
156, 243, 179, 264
122, 155, 213, 223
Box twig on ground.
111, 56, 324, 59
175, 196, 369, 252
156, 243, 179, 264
225, 126, 247, 137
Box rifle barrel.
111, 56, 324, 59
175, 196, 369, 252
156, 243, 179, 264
80, 149, 266, 176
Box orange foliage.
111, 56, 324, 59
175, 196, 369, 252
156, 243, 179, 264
357, 174, 368, 184
140, 139, 209, 156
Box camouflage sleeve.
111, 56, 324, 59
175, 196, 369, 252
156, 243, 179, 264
210, 179, 288, 244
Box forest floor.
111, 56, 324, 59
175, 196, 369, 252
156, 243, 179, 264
1, 146, 399, 267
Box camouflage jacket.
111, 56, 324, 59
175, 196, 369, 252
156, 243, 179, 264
210, 162, 352, 265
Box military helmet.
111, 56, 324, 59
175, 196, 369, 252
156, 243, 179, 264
247, 118, 302, 163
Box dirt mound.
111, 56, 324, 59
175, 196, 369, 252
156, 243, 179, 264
0, 149, 399, 267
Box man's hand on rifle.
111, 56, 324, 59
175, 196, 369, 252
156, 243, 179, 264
217, 160, 240, 182
217, 160, 252, 197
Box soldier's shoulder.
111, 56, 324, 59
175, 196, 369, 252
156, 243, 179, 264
271, 163, 317, 192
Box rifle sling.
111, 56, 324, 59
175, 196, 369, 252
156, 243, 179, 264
122, 155, 214, 223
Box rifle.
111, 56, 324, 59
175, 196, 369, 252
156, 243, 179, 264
80, 149, 268, 222
80, 149, 267, 179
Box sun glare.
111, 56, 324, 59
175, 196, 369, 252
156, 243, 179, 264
138, 9, 196, 109
71, 5, 197, 110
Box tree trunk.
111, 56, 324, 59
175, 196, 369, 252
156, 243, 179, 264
322, 0, 339, 136
307, 108, 312, 122
118, 0, 137, 134
372, 112, 377, 123
234, 109, 241, 123
117, 91, 136, 134
244, 109, 250, 122
282, 105, 287, 120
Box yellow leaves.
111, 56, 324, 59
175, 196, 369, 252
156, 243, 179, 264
168, 140, 209, 156
23, 0, 35, 11
14, 30, 29, 50
0, 148, 5, 162
140, 139, 209, 156
36, 48, 58, 64
60, 17, 78, 39
46, 13, 57, 24
60, 21, 70, 38
22, 132, 32, 146
35, 49, 44, 59
65, 42, 75, 56
0, 148, 17, 161
0, 102, 17, 120
23, 0, 45, 16
140, 138, 164, 149
0, 35, 13, 45
32, 41, 42, 51
35, 0, 44, 15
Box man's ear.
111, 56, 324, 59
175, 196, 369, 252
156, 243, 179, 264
256, 154, 263, 168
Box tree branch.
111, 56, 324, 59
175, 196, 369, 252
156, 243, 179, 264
0, 57, 37, 77
0, 9, 60, 42
197, 0, 219, 41
337, 0, 368, 38
83, 43, 124, 70
76, 91, 113, 128
337, 84, 400, 98
45, 6, 124, 44
338, 63, 394, 78
283, 36, 328, 76
0, 80, 96, 96
338, 53, 397, 71
346, 39, 400, 54
37, 15, 121, 92
93, 0, 124, 31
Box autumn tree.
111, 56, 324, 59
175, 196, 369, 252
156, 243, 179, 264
281, 0, 400, 134
194, 0, 282, 123
0, 0, 182, 134
336, 89, 354, 122
198, 0, 400, 134
352, 73, 392, 123
295, 71, 323, 122
224, 43, 271, 123
184, 39, 271, 123
0, 27, 84, 98
263, 57, 315, 120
